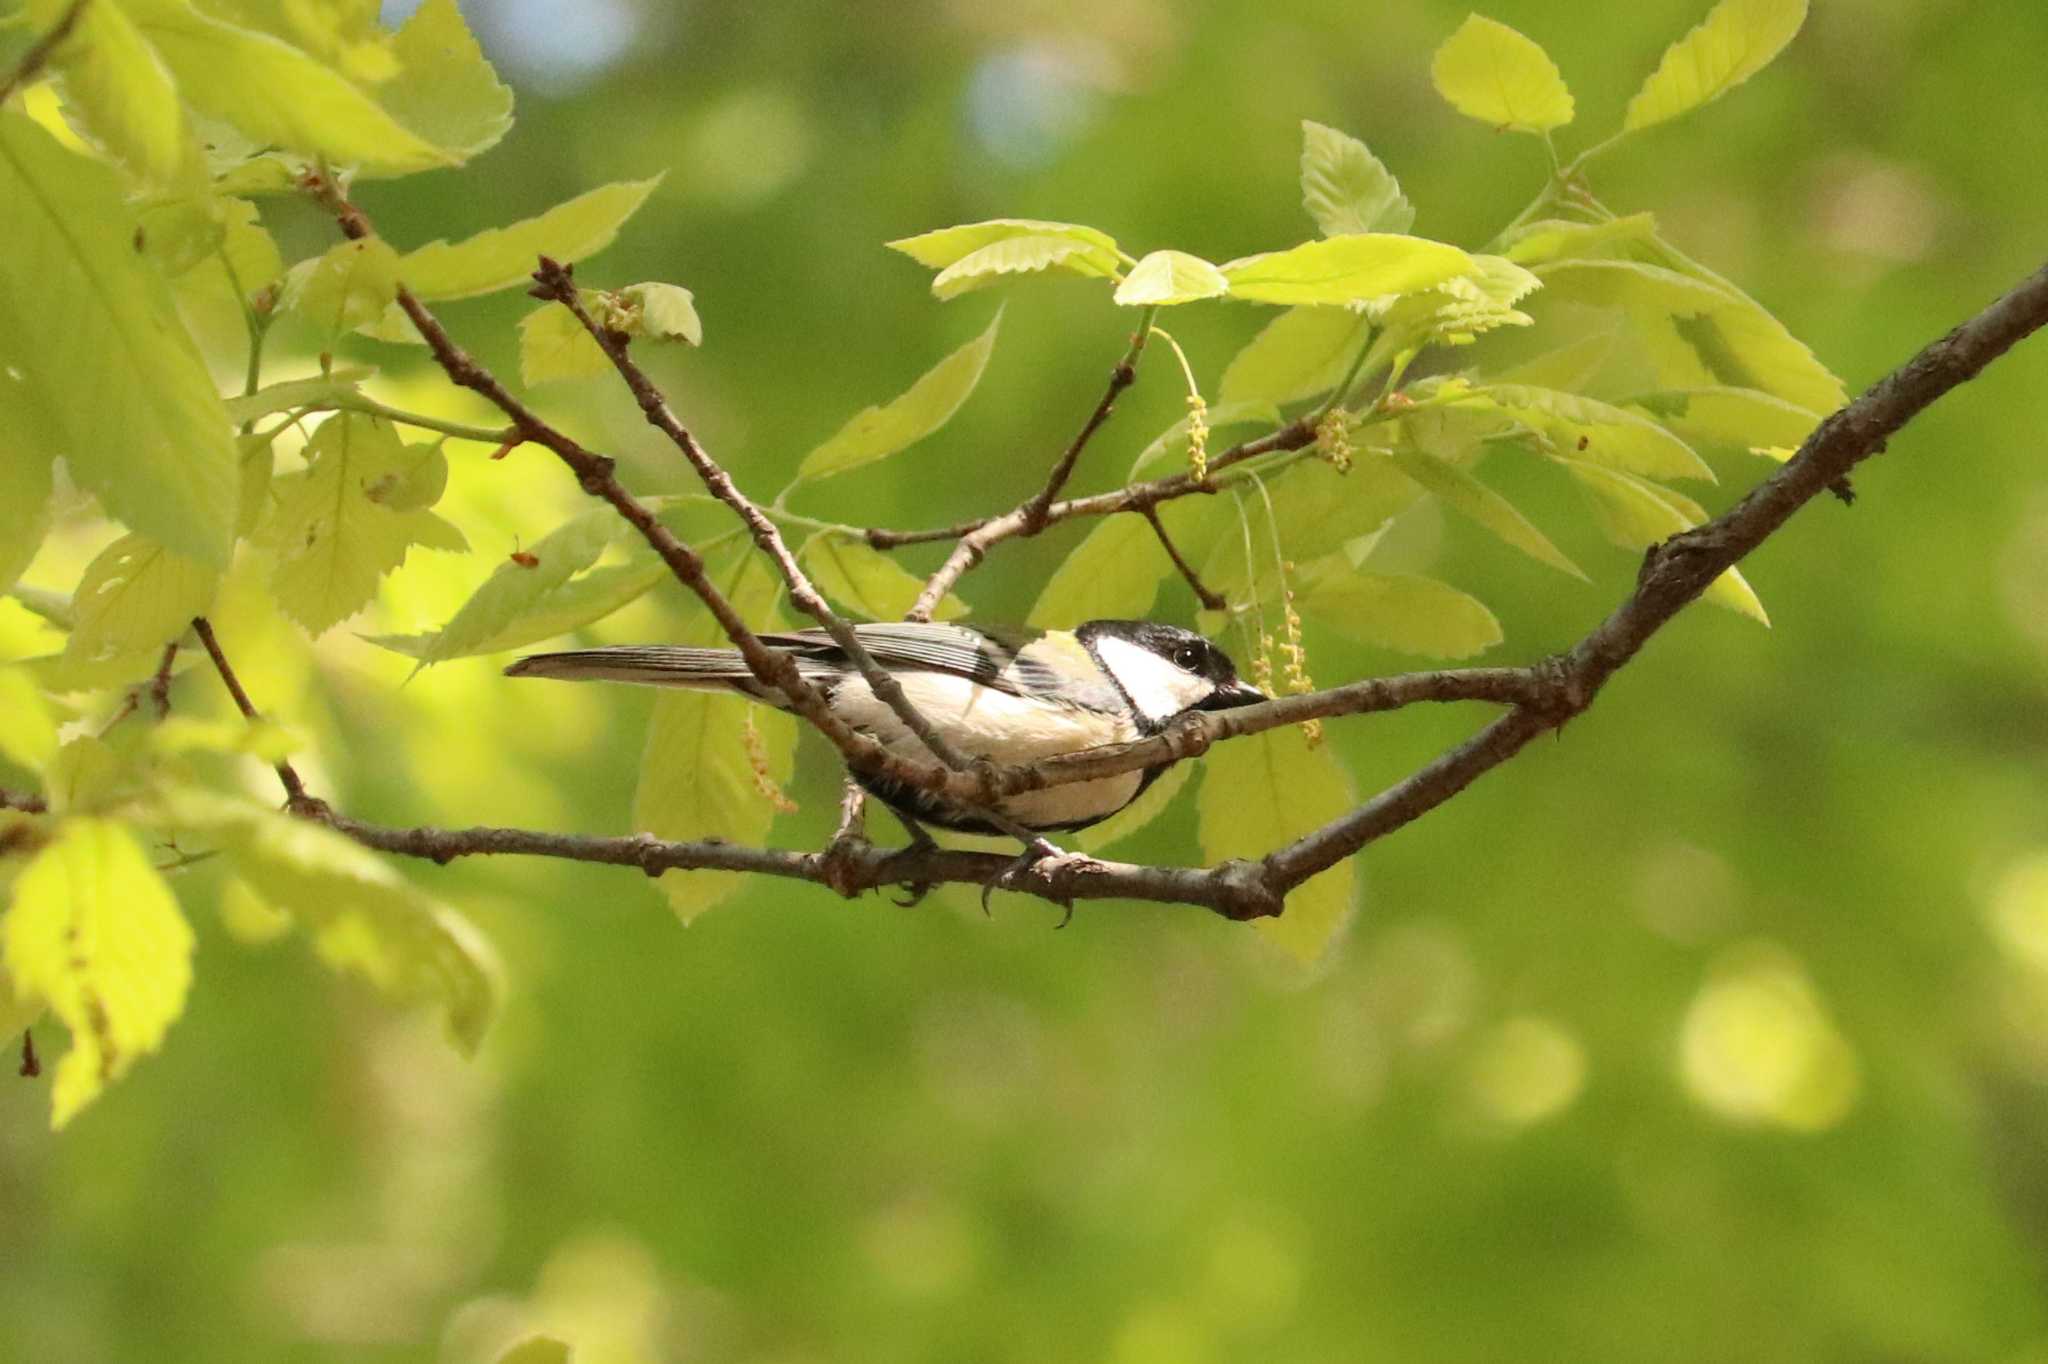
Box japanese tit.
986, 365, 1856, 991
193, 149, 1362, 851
505, 620, 1266, 835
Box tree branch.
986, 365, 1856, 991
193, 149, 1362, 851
0, 0, 88, 107
1017, 312, 1154, 531
1141, 504, 1227, 611
0, 789, 48, 815
191, 617, 312, 807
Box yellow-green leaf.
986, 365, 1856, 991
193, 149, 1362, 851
0, 665, 60, 773
1300, 120, 1414, 236
376, 0, 513, 162
1296, 562, 1501, 658
802, 534, 965, 621
496, 1337, 573, 1364
64, 534, 216, 665
398, 511, 620, 666
1503, 213, 1659, 265
1627, 386, 1823, 452
887, 218, 1121, 272
1219, 235, 1475, 307
1200, 460, 1428, 601
1027, 513, 1172, 628
127, 0, 451, 174
5, 818, 195, 1128
395, 178, 663, 302
1198, 728, 1357, 967
619, 281, 702, 344
797, 311, 1000, 481
0, 450, 53, 594
1128, 400, 1281, 479
517, 298, 612, 385
1115, 249, 1229, 306
33, 0, 203, 187
1465, 382, 1714, 482
262, 414, 467, 635
0, 112, 237, 568
929, 235, 1118, 301
1429, 15, 1575, 134
1623, 0, 1809, 133
1386, 447, 1585, 579
366, 558, 666, 661
1075, 760, 1191, 854
1218, 307, 1370, 408
158, 788, 498, 1052
1561, 459, 1767, 622
284, 235, 401, 338
633, 554, 796, 923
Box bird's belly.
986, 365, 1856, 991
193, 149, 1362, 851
832, 674, 1146, 830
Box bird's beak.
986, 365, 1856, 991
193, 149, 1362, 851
1199, 679, 1268, 712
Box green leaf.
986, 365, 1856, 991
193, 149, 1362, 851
5, 818, 194, 1128
618, 281, 702, 345
1199, 459, 1426, 601
176, 195, 283, 309
1300, 120, 1415, 236
395, 178, 663, 302
1218, 307, 1370, 408
1075, 760, 1191, 854
1560, 459, 1767, 622
1429, 15, 1575, 134
158, 788, 498, 1053
33, 0, 202, 186
221, 367, 377, 426
797, 311, 1000, 481
1502, 213, 1658, 265
262, 414, 467, 635
376, 0, 513, 162
1027, 513, 1172, 628
496, 1338, 573, 1364
634, 554, 797, 923
1464, 383, 1713, 481
1375, 255, 1542, 346
1623, 0, 1808, 133
1128, 400, 1281, 479
367, 558, 666, 661
1198, 728, 1358, 967
0, 450, 52, 595
802, 534, 964, 621
64, 534, 216, 665
1114, 249, 1229, 306
127, 0, 451, 174
1295, 561, 1501, 658
1386, 447, 1585, 579
0, 113, 237, 568
1219, 235, 1475, 307
397, 511, 619, 666
887, 218, 1122, 273
518, 298, 612, 385
928, 235, 1119, 301
1626, 386, 1822, 451
283, 235, 401, 338
0, 665, 60, 773
1532, 257, 1845, 415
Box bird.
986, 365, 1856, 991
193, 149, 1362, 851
504, 620, 1267, 838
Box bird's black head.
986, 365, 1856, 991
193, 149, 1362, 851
1076, 620, 1267, 730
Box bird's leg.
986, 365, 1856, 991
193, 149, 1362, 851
980, 834, 1105, 926
881, 804, 940, 908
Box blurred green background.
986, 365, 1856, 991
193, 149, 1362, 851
8, 0, 2048, 1359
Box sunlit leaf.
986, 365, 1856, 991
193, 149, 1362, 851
797, 311, 1000, 481
619, 281, 702, 344
1429, 15, 1575, 133
496, 1338, 573, 1364
0, 665, 60, 773
1561, 459, 1767, 622
1115, 249, 1229, 306
33, 0, 202, 186
127, 0, 451, 174
1028, 513, 1173, 628
887, 218, 1122, 273
1627, 386, 1823, 452
158, 788, 499, 1053
396, 178, 663, 302
1198, 728, 1357, 967
1300, 119, 1415, 237
221, 367, 378, 426
1386, 447, 1585, 579
397, 511, 619, 666
1296, 561, 1502, 658
929, 235, 1118, 301
1465, 382, 1714, 481
517, 298, 611, 385
1128, 400, 1281, 479
802, 534, 965, 621
1200, 459, 1426, 600
377, 0, 513, 162
0, 450, 52, 595
0, 112, 237, 568
368, 559, 667, 661
1218, 307, 1370, 408
1376, 255, 1542, 346
1219, 235, 1475, 307
64, 534, 216, 664
5, 818, 194, 1128
1503, 213, 1658, 265
262, 414, 467, 635
1624, 0, 1808, 133
283, 235, 400, 338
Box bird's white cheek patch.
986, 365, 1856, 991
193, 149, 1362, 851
1092, 636, 1211, 723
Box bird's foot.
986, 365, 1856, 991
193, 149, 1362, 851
980, 836, 1105, 925
819, 834, 870, 900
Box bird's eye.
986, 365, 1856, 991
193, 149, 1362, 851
1172, 644, 1202, 670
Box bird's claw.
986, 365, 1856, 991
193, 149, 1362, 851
979, 837, 1104, 924
819, 835, 869, 900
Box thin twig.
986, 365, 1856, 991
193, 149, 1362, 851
0, 0, 88, 106
147, 641, 179, 719
1141, 505, 1227, 611
1017, 311, 1155, 531
190, 617, 310, 807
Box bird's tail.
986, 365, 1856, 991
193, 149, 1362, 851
503, 645, 764, 689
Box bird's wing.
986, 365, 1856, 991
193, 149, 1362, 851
757, 623, 1120, 711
